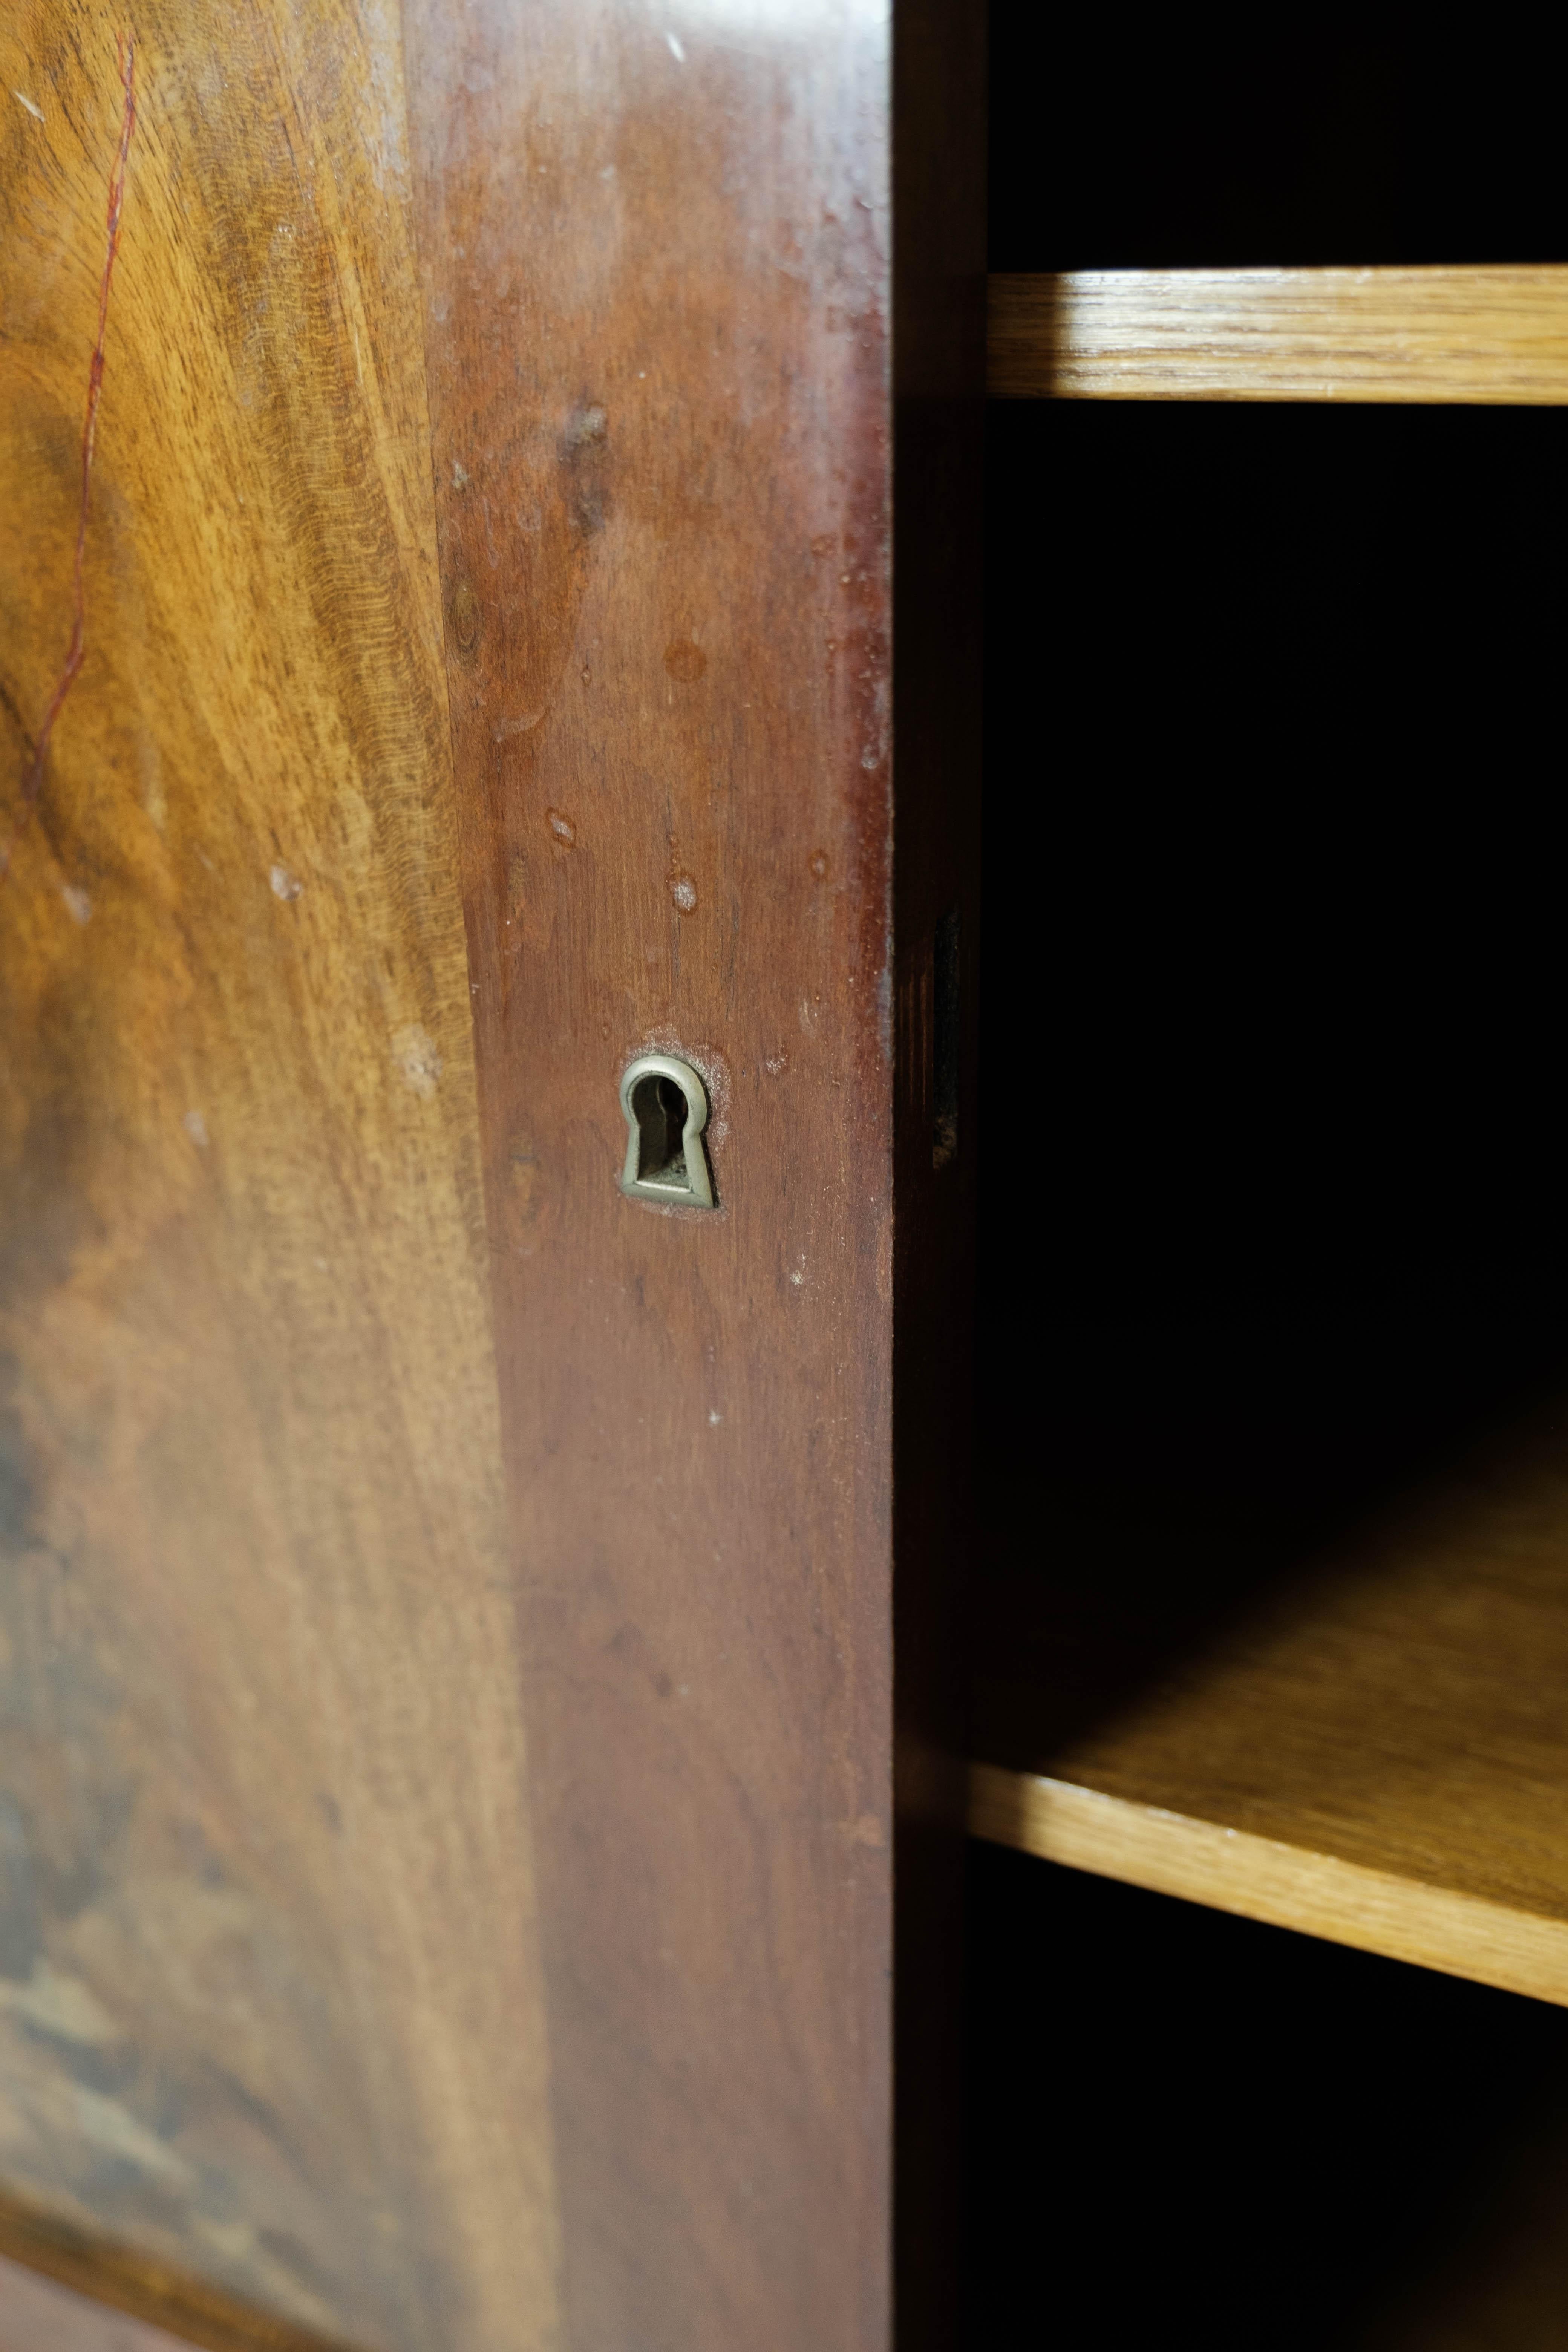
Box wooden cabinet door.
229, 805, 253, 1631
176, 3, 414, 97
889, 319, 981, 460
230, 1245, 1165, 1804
0, 3, 981, 2347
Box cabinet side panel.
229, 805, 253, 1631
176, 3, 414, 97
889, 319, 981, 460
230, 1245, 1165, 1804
891, 2, 986, 2345
402, 6, 895, 2347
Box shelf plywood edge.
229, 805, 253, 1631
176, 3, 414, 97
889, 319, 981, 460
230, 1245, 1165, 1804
989, 266, 1568, 402
970, 1763, 1568, 2007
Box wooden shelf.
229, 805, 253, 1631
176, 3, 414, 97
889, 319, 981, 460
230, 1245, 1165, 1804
989, 267, 1568, 402
970, 1395, 1568, 2005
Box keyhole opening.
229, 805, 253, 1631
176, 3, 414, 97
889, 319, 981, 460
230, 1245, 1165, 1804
631, 1072, 692, 1191
618, 1051, 714, 1208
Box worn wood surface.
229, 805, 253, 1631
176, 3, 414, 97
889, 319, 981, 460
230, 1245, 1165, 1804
972, 1397, 1568, 2003
989, 268, 1568, 401
0, 6, 558, 2347
0, 2203, 340, 2352
402, 4, 896, 2346
0, 2248, 192, 2352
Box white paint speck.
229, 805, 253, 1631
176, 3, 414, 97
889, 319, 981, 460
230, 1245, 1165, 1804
392, 1024, 442, 1100
270, 863, 302, 901
670, 873, 698, 914
707, 1409, 723, 1426
789, 1269, 804, 1288
61, 884, 91, 925
12, 90, 44, 123
452, 459, 470, 488
666, 30, 686, 61
183, 1111, 210, 1149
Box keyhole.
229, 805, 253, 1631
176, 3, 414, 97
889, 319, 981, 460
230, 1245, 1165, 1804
618, 1052, 716, 1208
631, 1073, 690, 1188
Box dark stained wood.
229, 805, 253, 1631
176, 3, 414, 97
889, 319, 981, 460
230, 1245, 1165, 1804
0, 6, 557, 2345
401, 3, 905, 2344
890, 3, 985, 2346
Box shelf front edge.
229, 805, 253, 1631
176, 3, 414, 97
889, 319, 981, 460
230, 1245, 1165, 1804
970, 1762, 1568, 2007
989, 267, 1568, 403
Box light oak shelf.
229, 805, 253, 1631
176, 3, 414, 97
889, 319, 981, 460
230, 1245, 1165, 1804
969, 1396, 1568, 2006
989, 266, 1568, 402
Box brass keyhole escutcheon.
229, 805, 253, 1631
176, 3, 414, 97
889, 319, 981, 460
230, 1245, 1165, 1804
619, 1053, 715, 1208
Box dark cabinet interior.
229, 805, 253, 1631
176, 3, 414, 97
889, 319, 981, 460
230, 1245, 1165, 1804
970, 10, 1568, 2341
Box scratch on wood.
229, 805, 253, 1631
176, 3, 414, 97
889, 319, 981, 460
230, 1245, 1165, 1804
1, 33, 138, 884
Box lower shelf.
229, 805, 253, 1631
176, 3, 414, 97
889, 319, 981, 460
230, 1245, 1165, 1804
971, 1389, 1568, 2007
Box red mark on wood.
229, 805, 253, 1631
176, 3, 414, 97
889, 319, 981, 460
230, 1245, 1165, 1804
1, 33, 137, 883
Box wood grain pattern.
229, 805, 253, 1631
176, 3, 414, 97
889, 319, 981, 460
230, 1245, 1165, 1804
0, 7, 557, 2346
402, 5, 896, 2346
972, 1397, 1568, 2003
0, 2204, 341, 2352
989, 268, 1568, 401
970, 1770, 1568, 2006
0, 2248, 193, 2352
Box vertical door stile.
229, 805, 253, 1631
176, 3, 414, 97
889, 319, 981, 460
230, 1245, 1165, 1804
401, 5, 900, 2346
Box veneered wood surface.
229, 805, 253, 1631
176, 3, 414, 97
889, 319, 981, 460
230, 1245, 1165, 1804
403, 5, 895, 2347
972, 1399, 1568, 2002
0, 7, 557, 2348
989, 267, 1568, 401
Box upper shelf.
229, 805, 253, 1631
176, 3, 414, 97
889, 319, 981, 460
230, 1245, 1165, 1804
989, 267, 1568, 403
970, 1393, 1568, 2007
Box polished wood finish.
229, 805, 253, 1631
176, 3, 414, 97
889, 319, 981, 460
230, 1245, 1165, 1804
402, 3, 900, 2347
989, 268, 1568, 401
971, 1399, 1568, 2003
0, 6, 556, 2345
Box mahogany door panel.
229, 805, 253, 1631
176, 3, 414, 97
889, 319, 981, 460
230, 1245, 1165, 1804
0, 0, 978, 2346
0, 6, 557, 2346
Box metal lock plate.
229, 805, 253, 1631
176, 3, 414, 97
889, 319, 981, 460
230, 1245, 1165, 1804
619, 1054, 715, 1208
